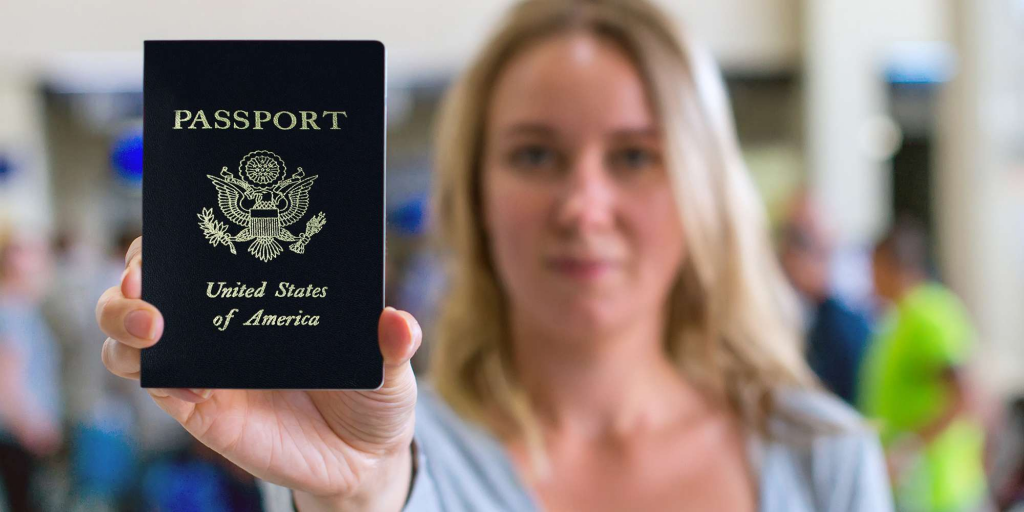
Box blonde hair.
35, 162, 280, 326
430, 0, 817, 454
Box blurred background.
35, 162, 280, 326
0, 0, 1022, 511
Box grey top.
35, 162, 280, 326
261, 386, 893, 511
0, 297, 62, 443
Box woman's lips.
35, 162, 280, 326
545, 257, 618, 279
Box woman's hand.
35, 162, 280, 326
96, 237, 421, 511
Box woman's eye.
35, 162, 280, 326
508, 145, 559, 171
607, 147, 660, 173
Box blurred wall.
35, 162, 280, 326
0, 0, 801, 228
0, 0, 799, 83
938, 0, 1024, 393
803, 0, 949, 245
0, 70, 52, 232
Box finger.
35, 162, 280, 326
101, 337, 141, 380
145, 389, 200, 426
96, 285, 121, 326
378, 307, 422, 389
397, 309, 423, 356
96, 292, 164, 348
121, 257, 142, 300
125, 236, 142, 268
379, 307, 421, 365
149, 387, 213, 403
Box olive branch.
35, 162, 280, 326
197, 207, 237, 254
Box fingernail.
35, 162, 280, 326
403, 313, 422, 341
125, 310, 156, 340
189, 388, 213, 399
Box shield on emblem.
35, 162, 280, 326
249, 207, 281, 238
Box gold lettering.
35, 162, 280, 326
253, 110, 271, 129
241, 308, 319, 327
189, 110, 212, 130
173, 109, 346, 129
207, 281, 266, 298
322, 111, 348, 129
300, 111, 320, 130
214, 110, 231, 129
243, 309, 263, 325
206, 282, 225, 298
233, 110, 250, 129
273, 111, 297, 130
275, 282, 327, 298
173, 110, 192, 129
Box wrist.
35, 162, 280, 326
293, 443, 412, 512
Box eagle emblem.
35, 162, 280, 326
197, 150, 326, 262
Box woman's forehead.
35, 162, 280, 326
487, 33, 657, 135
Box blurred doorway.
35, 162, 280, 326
884, 46, 953, 273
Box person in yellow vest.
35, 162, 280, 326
859, 219, 990, 512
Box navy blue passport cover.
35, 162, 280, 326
141, 41, 385, 389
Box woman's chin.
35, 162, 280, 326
537, 298, 636, 340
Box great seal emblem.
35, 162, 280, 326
197, 150, 326, 262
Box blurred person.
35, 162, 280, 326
96, 0, 893, 511
44, 229, 120, 426
0, 225, 63, 512
43, 227, 148, 510
779, 192, 873, 405
992, 398, 1024, 511
859, 218, 989, 512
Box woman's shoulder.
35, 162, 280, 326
770, 386, 864, 431
765, 386, 881, 458
759, 387, 893, 512
414, 383, 494, 444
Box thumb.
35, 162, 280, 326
307, 307, 422, 454
377, 306, 422, 392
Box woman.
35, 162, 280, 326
96, 0, 892, 510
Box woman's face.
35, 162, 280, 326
482, 33, 686, 340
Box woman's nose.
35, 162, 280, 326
553, 152, 615, 233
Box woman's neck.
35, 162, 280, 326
509, 309, 707, 441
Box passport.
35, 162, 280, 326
141, 41, 385, 389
